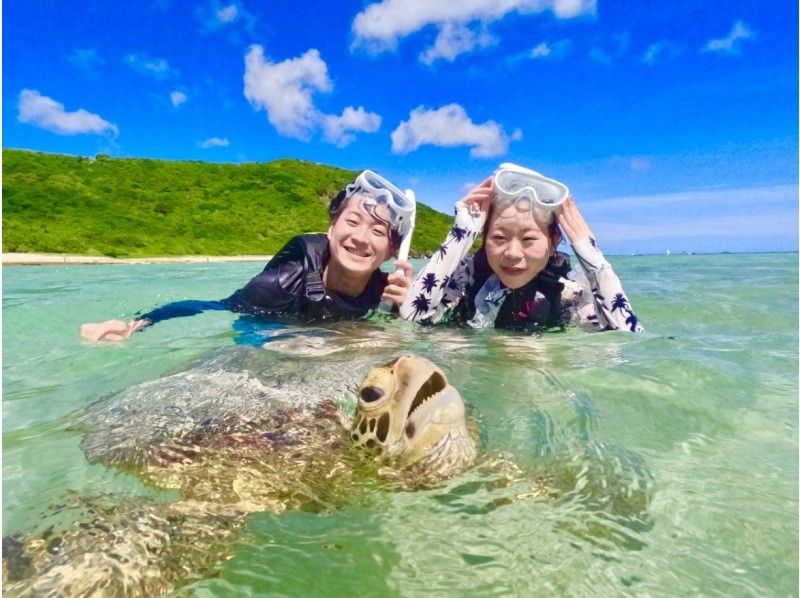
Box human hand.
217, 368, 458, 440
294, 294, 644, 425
457, 177, 495, 218
381, 260, 414, 307
556, 196, 595, 245
80, 319, 147, 342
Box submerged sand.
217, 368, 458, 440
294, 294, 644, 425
2, 253, 273, 266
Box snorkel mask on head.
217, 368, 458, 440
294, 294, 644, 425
345, 170, 416, 240
492, 163, 569, 219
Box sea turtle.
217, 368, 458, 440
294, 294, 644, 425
2, 352, 478, 596
4, 336, 654, 595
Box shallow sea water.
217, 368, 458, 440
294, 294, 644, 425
2, 253, 798, 596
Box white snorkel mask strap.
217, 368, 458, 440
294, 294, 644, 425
345, 170, 416, 241
492, 163, 569, 220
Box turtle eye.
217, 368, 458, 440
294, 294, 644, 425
360, 386, 385, 403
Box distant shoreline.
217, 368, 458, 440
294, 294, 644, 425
2, 253, 273, 266
2, 250, 796, 267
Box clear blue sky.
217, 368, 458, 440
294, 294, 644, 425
3, 1, 797, 254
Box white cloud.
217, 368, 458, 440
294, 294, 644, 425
322, 106, 382, 147
196, 1, 256, 32
504, 39, 571, 66
217, 4, 238, 22
352, 0, 596, 63
17, 89, 118, 136
702, 21, 755, 55
530, 39, 571, 59
244, 45, 331, 139
124, 53, 173, 79
642, 41, 681, 65
419, 23, 495, 65
551, 0, 595, 17
200, 137, 230, 148
170, 91, 188, 107
531, 42, 551, 58
243, 45, 381, 146
390, 104, 520, 158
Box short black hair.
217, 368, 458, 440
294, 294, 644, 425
328, 188, 349, 221
328, 186, 402, 253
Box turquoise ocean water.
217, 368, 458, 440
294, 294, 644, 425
2, 253, 798, 595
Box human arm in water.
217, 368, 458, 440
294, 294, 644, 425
557, 197, 643, 332
80, 319, 149, 342
399, 179, 492, 324
79, 237, 312, 343
81, 237, 414, 341
80, 299, 232, 342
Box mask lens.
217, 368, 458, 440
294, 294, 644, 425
494, 170, 528, 195
350, 170, 415, 237
493, 166, 568, 211
363, 171, 412, 210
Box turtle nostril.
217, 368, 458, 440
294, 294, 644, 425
360, 386, 385, 403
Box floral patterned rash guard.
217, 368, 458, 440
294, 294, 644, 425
399, 203, 643, 333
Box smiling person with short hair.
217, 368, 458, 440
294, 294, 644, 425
81, 171, 414, 342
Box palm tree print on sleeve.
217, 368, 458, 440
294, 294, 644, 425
409, 293, 432, 320
399, 203, 484, 325
569, 237, 643, 333
436, 225, 474, 259
590, 287, 614, 330
400, 204, 482, 323
610, 293, 641, 332
421, 273, 439, 293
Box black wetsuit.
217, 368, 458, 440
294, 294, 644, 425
455, 248, 571, 332
138, 234, 389, 327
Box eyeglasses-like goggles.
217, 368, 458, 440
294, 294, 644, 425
345, 170, 416, 239
492, 163, 569, 213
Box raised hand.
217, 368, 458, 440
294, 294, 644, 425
457, 177, 495, 218
556, 196, 595, 245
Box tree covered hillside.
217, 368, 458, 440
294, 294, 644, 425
2, 149, 453, 258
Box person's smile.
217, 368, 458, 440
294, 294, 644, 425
343, 243, 373, 259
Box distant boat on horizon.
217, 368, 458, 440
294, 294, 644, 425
665, 249, 671, 256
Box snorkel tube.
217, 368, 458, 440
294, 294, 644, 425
378, 188, 416, 312
395, 188, 416, 267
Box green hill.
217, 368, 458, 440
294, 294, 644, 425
2, 149, 453, 258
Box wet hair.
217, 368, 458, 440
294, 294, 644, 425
328, 187, 402, 252
482, 202, 562, 249
328, 188, 349, 220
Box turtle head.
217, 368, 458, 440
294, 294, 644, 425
351, 355, 477, 479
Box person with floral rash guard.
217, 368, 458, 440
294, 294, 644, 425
399, 177, 642, 333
